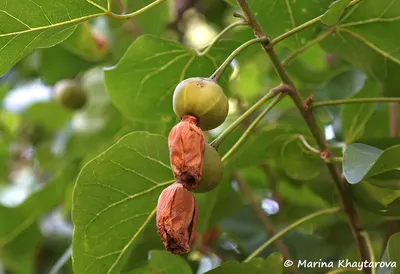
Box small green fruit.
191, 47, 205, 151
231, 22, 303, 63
54, 80, 87, 110
173, 78, 229, 130
194, 144, 223, 193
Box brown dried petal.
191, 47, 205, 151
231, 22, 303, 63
156, 183, 198, 254
168, 115, 205, 190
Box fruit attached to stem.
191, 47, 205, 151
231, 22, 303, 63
173, 78, 229, 130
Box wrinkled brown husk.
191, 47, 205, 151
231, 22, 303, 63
168, 115, 205, 190
156, 183, 198, 254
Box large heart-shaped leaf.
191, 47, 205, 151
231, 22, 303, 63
0, 0, 108, 75
72, 131, 174, 274
341, 79, 379, 144
104, 35, 238, 133
320, 0, 400, 96
343, 143, 400, 188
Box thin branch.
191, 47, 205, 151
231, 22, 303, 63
265, 0, 363, 49
282, 29, 334, 66
106, 0, 166, 19
298, 135, 320, 154
268, 17, 321, 48
232, 172, 296, 270
389, 103, 399, 136
244, 207, 342, 262
236, 1, 372, 272
311, 98, 400, 109
361, 232, 376, 274
210, 37, 267, 81
210, 87, 281, 149
197, 21, 247, 56
222, 93, 285, 163
49, 245, 72, 274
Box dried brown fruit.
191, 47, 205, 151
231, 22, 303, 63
168, 115, 205, 189
173, 77, 229, 130
156, 183, 198, 254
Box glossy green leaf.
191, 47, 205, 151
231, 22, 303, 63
320, 0, 400, 96
72, 131, 174, 274
206, 253, 283, 274
0, 0, 108, 75
378, 232, 400, 274
125, 250, 192, 274
104, 35, 237, 133
247, 0, 331, 49
341, 79, 379, 144
343, 143, 383, 184
321, 0, 352, 26
281, 137, 323, 181
343, 143, 400, 187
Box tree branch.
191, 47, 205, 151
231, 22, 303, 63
311, 98, 400, 109
235, 0, 372, 271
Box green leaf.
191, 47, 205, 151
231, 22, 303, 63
247, 0, 331, 49
104, 35, 238, 134
320, 0, 400, 96
0, 0, 108, 75
321, 0, 352, 26
72, 131, 174, 274
378, 232, 400, 274
206, 253, 283, 274
125, 250, 192, 274
343, 143, 400, 188
343, 143, 383, 184
341, 79, 379, 144
280, 137, 323, 181
349, 180, 400, 216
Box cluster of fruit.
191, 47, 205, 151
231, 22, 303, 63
156, 77, 229, 254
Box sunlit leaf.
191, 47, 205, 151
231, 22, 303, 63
0, 0, 108, 75
72, 131, 174, 274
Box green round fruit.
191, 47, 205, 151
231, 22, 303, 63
194, 144, 223, 193
173, 78, 229, 130
54, 80, 87, 110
